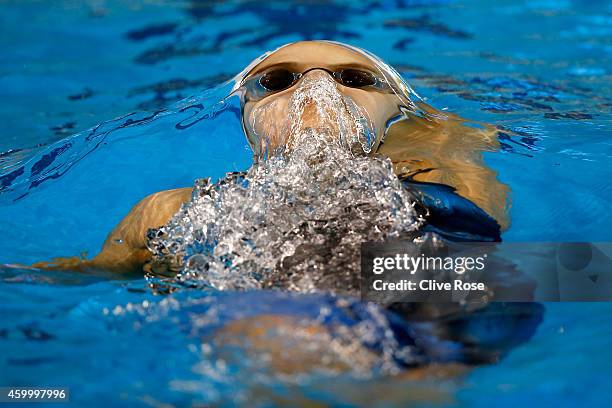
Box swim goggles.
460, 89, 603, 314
241, 67, 391, 101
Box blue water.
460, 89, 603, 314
1, 0, 611, 406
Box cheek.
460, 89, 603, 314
249, 97, 292, 146
342, 90, 399, 132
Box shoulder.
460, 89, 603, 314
125, 187, 194, 241
102, 188, 192, 253
137, 187, 193, 210
92, 187, 194, 273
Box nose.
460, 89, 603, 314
286, 68, 353, 146
296, 68, 336, 87
292, 69, 340, 123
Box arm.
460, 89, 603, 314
377, 106, 510, 229
32, 187, 193, 274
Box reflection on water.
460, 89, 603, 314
0, 81, 236, 203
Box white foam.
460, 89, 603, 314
147, 73, 423, 294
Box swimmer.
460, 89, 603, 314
32, 40, 509, 274
29, 41, 542, 375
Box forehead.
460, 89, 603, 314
246, 42, 378, 77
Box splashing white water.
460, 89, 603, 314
147, 74, 423, 293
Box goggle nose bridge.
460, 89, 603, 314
285, 67, 340, 88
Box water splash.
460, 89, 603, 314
147, 84, 423, 292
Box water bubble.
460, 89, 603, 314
147, 118, 422, 294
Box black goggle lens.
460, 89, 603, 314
256, 68, 379, 95
336, 69, 377, 88
259, 69, 297, 92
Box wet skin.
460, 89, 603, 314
33, 41, 509, 274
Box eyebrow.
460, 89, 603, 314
246, 61, 302, 78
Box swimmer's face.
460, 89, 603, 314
240, 41, 403, 158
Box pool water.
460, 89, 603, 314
1, 0, 611, 406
